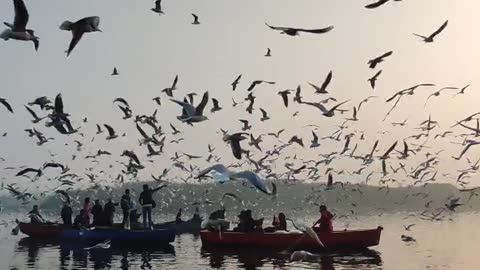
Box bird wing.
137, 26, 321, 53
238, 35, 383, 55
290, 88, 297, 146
320, 71, 333, 92
365, 0, 390, 9
265, 23, 289, 32
327, 100, 350, 113
171, 75, 178, 89
103, 124, 115, 136
260, 108, 268, 118
77, 16, 101, 28
24, 105, 38, 119
297, 26, 334, 34
136, 123, 150, 139
0, 99, 13, 113
170, 99, 196, 116
113, 97, 129, 108
382, 141, 398, 158
429, 20, 448, 39
67, 30, 85, 56
232, 171, 274, 195
197, 164, 229, 178
195, 91, 209, 116
312, 131, 318, 142
13, 0, 29, 31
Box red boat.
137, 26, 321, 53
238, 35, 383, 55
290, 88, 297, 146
200, 227, 382, 251
18, 222, 64, 238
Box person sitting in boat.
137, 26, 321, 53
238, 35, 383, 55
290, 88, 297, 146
175, 208, 183, 224
61, 203, 73, 225
83, 197, 93, 225
73, 209, 89, 228
91, 199, 104, 226
104, 198, 117, 227
192, 207, 201, 221
139, 184, 164, 230
265, 213, 288, 232
28, 205, 46, 224
204, 207, 229, 232
121, 189, 132, 229
313, 205, 334, 233
233, 210, 255, 233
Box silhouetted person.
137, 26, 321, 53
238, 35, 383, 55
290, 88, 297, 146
139, 184, 163, 230
313, 205, 334, 233
175, 208, 183, 224
74, 209, 89, 228
83, 197, 93, 225
192, 207, 201, 221
104, 198, 116, 226
91, 199, 104, 226
28, 205, 45, 224
61, 203, 73, 225
121, 189, 131, 229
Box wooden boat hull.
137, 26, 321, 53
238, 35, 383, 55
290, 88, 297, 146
154, 218, 202, 234
19, 223, 64, 238
200, 227, 382, 251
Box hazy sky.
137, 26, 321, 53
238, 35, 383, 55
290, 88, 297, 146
0, 0, 479, 193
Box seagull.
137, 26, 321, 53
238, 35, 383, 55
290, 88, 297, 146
247, 80, 275, 92
301, 100, 350, 117
162, 75, 179, 97
197, 164, 277, 196
346, 107, 358, 121
0, 98, 13, 113
60, 16, 101, 56
84, 239, 111, 250
424, 87, 458, 107
309, 71, 332, 94
113, 97, 130, 108
445, 197, 462, 211
268, 129, 284, 139
401, 235, 416, 242
171, 91, 209, 124
310, 131, 320, 148
260, 108, 270, 121
453, 140, 480, 160
223, 133, 248, 160
368, 51, 392, 69
0, 0, 39, 51
414, 20, 448, 43
211, 98, 222, 113
404, 224, 416, 231
151, 0, 164, 14
28, 96, 52, 110
368, 70, 382, 89
278, 90, 291, 107
231, 74, 242, 91
239, 119, 252, 131
290, 251, 315, 262
265, 48, 271, 57
104, 124, 118, 140
266, 23, 334, 36
365, 0, 402, 9
249, 134, 263, 151
191, 13, 200, 25
111, 67, 119, 76
293, 85, 303, 103
289, 136, 304, 147
453, 84, 471, 98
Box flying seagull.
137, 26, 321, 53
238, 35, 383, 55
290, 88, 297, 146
60, 16, 101, 56
223, 133, 248, 160
247, 80, 275, 92
197, 164, 277, 196
260, 108, 270, 121
191, 13, 200, 25
368, 51, 392, 69
151, 0, 164, 14
162, 75, 179, 97
0, 0, 39, 51
265, 48, 271, 57
231, 75, 242, 91
278, 90, 291, 107
104, 124, 118, 140
211, 98, 222, 113
365, 0, 401, 9
309, 71, 333, 94
266, 23, 334, 36
413, 20, 448, 43
368, 70, 382, 89
111, 67, 119, 76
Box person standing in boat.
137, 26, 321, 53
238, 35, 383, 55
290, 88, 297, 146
83, 197, 93, 225
61, 203, 73, 225
139, 184, 163, 230
73, 209, 89, 228
121, 189, 132, 229
313, 205, 334, 233
91, 199, 104, 226
28, 205, 46, 224
104, 198, 117, 227
192, 207, 201, 221
175, 208, 183, 224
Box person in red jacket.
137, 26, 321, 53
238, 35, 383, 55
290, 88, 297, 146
313, 205, 334, 233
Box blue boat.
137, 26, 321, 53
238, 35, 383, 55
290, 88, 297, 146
154, 218, 203, 234
62, 227, 176, 244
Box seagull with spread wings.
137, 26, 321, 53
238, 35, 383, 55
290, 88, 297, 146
414, 20, 448, 43
1, 0, 39, 51
266, 23, 333, 36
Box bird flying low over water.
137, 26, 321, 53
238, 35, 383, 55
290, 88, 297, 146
266, 23, 334, 36
1, 0, 39, 51
197, 164, 277, 196
60, 16, 101, 56
414, 20, 448, 43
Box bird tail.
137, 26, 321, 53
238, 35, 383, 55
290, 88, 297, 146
0, 29, 11, 40
59, 21, 73, 31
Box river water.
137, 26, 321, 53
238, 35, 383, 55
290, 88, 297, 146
1, 212, 478, 269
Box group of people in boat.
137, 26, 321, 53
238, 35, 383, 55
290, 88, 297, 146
204, 205, 334, 233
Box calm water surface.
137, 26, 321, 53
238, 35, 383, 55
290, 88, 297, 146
1, 212, 479, 269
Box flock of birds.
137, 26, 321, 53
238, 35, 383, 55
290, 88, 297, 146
0, 0, 479, 253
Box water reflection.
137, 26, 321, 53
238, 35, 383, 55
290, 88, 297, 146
201, 247, 383, 270
15, 237, 175, 270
